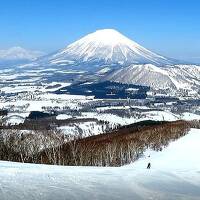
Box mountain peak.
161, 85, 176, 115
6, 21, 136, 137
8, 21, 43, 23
37, 29, 177, 67
93, 28, 120, 35
0, 46, 44, 61
86, 29, 128, 43
65, 29, 141, 49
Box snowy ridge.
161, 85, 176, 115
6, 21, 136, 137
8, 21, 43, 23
105, 64, 200, 90
35, 29, 176, 67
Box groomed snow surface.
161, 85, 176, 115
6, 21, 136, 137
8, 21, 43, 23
0, 128, 200, 200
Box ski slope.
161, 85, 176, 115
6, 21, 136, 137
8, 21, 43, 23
0, 128, 200, 200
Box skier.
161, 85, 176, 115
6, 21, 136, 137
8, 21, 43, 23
147, 162, 151, 169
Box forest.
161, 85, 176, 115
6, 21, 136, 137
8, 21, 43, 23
0, 119, 198, 166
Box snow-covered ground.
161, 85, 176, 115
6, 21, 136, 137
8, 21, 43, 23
0, 94, 92, 112
181, 112, 200, 120
0, 128, 199, 200
0, 82, 72, 94
81, 110, 181, 126
58, 121, 110, 137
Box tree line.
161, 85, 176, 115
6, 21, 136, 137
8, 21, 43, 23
0, 120, 195, 166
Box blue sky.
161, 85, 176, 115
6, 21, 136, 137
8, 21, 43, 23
1, 0, 200, 62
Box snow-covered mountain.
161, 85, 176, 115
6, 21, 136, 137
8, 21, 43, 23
35, 29, 177, 68
0, 47, 44, 67
105, 64, 200, 91
17, 29, 197, 93
0, 46, 44, 61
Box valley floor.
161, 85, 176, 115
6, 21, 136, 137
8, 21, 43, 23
0, 128, 200, 200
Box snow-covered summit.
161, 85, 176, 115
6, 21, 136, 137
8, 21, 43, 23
37, 29, 176, 67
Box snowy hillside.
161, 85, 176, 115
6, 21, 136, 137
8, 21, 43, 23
35, 29, 176, 67
0, 128, 199, 200
105, 64, 200, 90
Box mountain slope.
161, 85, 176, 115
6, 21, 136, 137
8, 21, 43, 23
35, 29, 176, 68
105, 64, 200, 90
